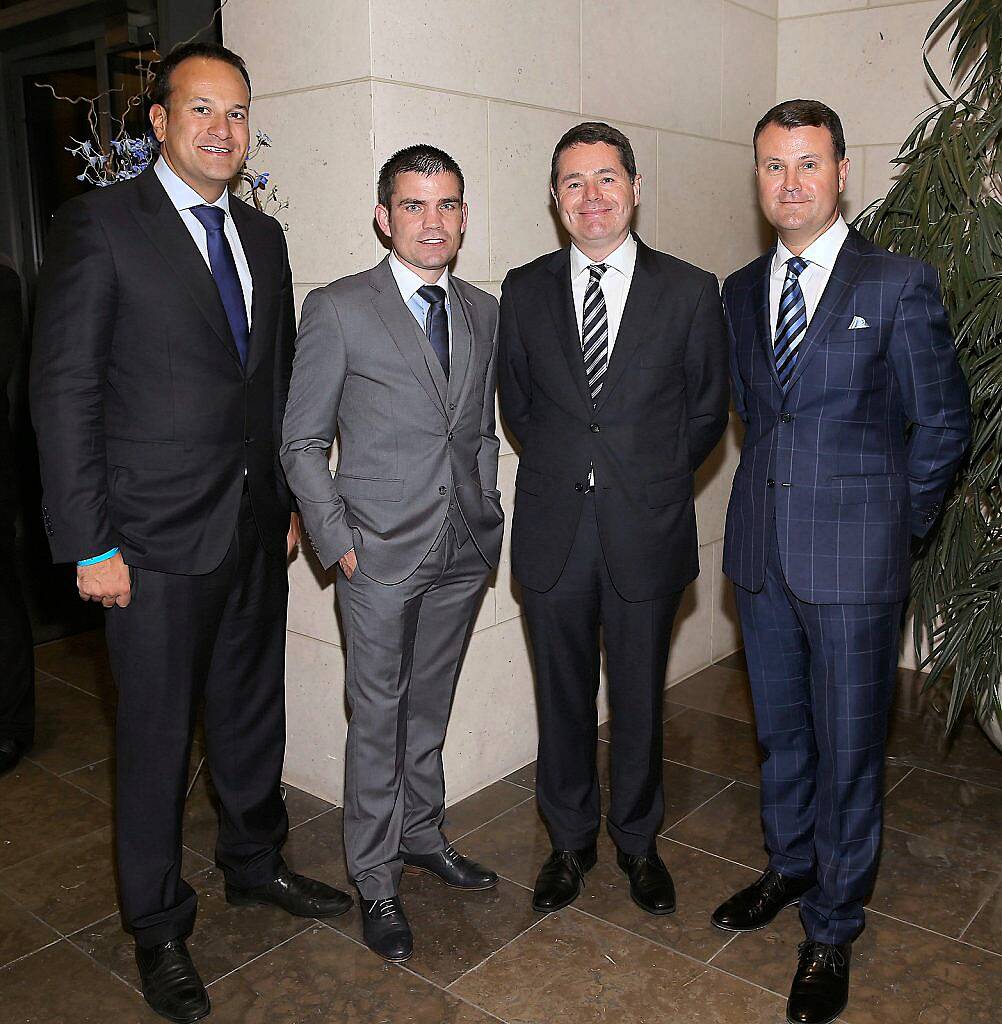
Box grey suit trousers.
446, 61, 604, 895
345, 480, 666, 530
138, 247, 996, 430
336, 521, 490, 898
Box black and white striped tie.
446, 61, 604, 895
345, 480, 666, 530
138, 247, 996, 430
774, 256, 809, 389
582, 263, 609, 404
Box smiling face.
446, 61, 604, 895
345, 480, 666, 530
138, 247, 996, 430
149, 57, 250, 202
551, 142, 640, 261
375, 170, 467, 283
755, 123, 849, 254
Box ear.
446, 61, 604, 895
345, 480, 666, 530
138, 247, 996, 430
460, 202, 468, 235
632, 172, 642, 206
837, 156, 850, 194
375, 204, 391, 237
149, 104, 167, 144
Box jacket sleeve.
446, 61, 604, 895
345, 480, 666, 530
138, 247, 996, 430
478, 300, 502, 497
29, 199, 120, 563
280, 286, 353, 568
684, 274, 731, 471
721, 281, 748, 425
886, 260, 971, 537
497, 272, 531, 449
273, 226, 298, 513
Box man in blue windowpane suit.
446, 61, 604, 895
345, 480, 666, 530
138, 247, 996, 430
713, 100, 970, 1024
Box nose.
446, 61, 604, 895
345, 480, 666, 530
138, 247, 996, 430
582, 177, 602, 202
782, 168, 800, 193
421, 204, 443, 229
208, 114, 232, 140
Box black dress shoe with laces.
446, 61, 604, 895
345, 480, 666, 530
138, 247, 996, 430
0, 737, 24, 775
531, 843, 597, 912
616, 848, 676, 915
712, 869, 814, 932
361, 896, 413, 962
402, 844, 499, 889
135, 938, 210, 1024
786, 940, 851, 1024
225, 864, 352, 917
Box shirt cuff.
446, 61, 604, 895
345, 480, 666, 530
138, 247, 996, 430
78, 548, 120, 566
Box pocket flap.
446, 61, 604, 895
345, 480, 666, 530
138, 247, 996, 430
647, 473, 692, 507
334, 474, 403, 501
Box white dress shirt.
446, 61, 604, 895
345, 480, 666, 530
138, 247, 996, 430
388, 250, 452, 357
570, 232, 638, 353
769, 215, 849, 338
154, 156, 253, 326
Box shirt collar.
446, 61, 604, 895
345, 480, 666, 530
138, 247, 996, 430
570, 232, 638, 280
772, 215, 849, 277
388, 250, 450, 305
154, 155, 231, 217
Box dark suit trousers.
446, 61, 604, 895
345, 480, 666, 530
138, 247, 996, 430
105, 487, 289, 946
735, 524, 902, 945
0, 515, 34, 746
522, 495, 682, 856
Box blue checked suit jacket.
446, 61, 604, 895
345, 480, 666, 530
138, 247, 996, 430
722, 227, 970, 604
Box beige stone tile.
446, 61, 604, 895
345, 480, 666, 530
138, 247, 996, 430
696, 410, 743, 547
837, 147, 867, 223
738, 0, 778, 15
251, 83, 376, 286
283, 632, 349, 805
779, 0, 865, 15
658, 132, 767, 280
370, 0, 580, 110
776, 3, 952, 148
582, 0, 722, 138
493, 452, 522, 623
665, 555, 713, 684
222, 0, 371, 96
287, 544, 342, 647
861, 142, 907, 211
444, 618, 538, 805
372, 82, 490, 283
711, 539, 745, 663
723, 3, 779, 145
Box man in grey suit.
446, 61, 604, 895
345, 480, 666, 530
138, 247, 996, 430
281, 145, 504, 964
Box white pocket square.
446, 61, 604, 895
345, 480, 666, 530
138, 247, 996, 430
848, 316, 869, 330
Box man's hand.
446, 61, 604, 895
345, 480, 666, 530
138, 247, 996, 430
77, 552, 131, 608
339, 548, 357, 580
287, 512, 301, 558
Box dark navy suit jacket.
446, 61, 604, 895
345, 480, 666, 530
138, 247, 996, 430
722, 227, 970, 605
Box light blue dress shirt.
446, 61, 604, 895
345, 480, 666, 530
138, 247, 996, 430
387, 250, 452, 356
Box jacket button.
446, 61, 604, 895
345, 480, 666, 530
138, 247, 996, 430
574, 482, 584, 492
244, 436, 254, 445
589, 423, 600, 433
447, 432, 454, 441
780, 413, 793, 423
439, 485, 447, 495
767, 479, 775, 488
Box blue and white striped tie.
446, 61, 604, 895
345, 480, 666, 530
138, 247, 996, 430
774, 256, 809, 389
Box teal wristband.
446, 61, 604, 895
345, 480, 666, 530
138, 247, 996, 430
78, 547, 120, 566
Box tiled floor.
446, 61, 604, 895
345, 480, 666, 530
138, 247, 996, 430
2, 631, 1001, 1022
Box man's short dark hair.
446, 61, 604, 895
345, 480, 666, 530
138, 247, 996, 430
753, 99, 846, 161
550, 122, 637, 193
377, 145, 465, 211
150, 42, 252, 110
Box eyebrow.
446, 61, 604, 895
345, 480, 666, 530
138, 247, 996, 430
396, 195, 461, 205
762, 153, 822, 161
189, 97, 248, 111
559, 167, 620, 183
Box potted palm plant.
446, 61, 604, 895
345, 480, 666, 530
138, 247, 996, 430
856, 0, 1002, 745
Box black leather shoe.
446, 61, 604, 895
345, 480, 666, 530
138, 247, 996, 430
360, 896, 413, 962
712, 869, 814, 932
0, 737, 24, 775
786, 940, 851, 1024
135, 938, 210, 1024
616, 847, 676, 915
402, 844, 499, 889
531, 844, 597, 912
225, 864, 352, 917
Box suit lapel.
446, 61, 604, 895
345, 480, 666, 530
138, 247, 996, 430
754, 248, 783, 391
369, 258, 447, 417
229, 197, 270, 377
783, 230, 866, 392
129, 168, 243, 368
545, 248, 593, 411
447, 278, 476, 419
594, 239, 664, 411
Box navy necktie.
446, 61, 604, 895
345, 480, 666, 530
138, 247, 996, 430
417, 284, 449, 378
191, 204, 249, 365
774, 256, 809, 389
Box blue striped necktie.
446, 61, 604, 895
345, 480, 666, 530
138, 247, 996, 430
774, 256, 809, 389
191, 204, 249, 365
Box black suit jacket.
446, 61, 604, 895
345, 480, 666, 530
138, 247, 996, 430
30, 167, 296, 573
1, 259, 24, 522
499, 236, 729, 601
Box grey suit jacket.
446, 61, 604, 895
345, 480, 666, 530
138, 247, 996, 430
281, 257, 504, 584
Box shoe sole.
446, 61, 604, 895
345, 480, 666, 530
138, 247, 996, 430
225, 892, 353, 918
140, 995, 210, 1024
532, 891, 581, 913
710, 896, 803, 933
785, 999, 847, 1024
628, 891, 676, 916
402, 864, 499, 890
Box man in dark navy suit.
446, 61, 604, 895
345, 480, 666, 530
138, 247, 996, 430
713, 100, 969, 1024
31, 42, 350, 1023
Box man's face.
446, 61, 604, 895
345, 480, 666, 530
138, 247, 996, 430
755, 123, 849, 252
552, 142, 640, 259
149, 57, 250, 202
375, 171, 467, 283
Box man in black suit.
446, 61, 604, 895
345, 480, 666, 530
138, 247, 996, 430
499, 122, 729, 915
0, 255, 33, 774
31, 42, 349, 1024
